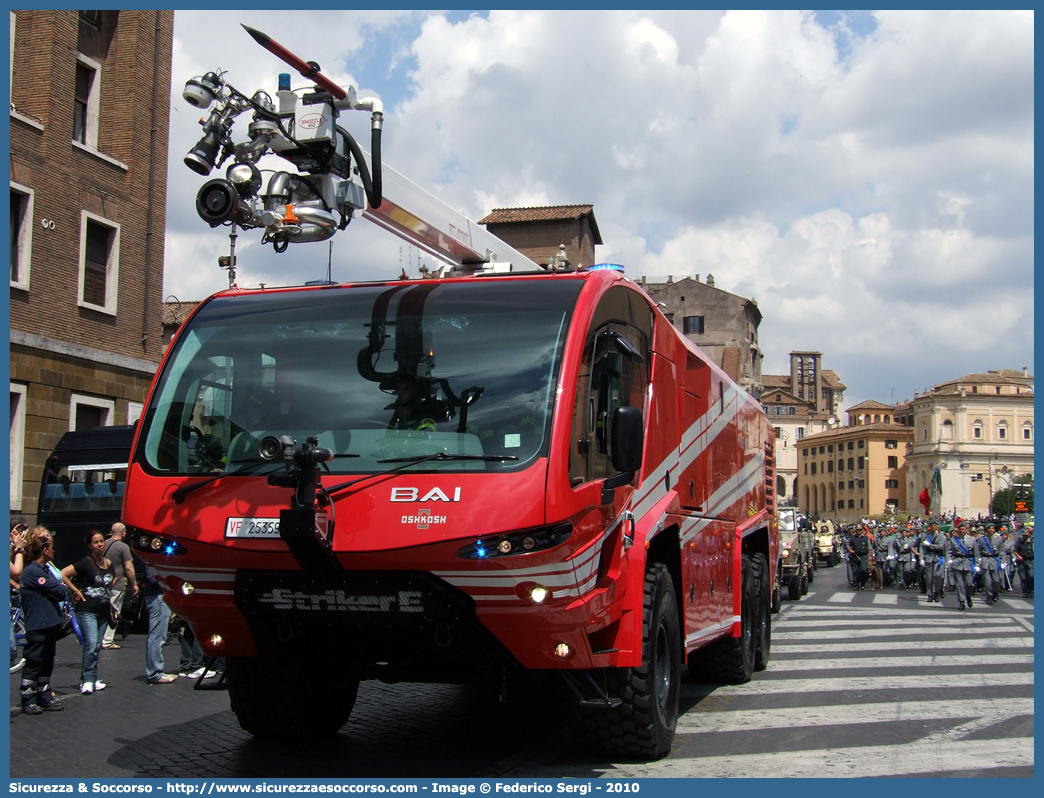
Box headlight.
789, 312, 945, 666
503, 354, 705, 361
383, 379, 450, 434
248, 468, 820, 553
456, 523, 572, 559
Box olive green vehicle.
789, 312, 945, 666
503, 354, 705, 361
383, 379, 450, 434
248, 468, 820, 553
776, 509, 815, 602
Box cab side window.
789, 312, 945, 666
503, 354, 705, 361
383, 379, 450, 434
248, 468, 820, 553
569, 323, 647, 485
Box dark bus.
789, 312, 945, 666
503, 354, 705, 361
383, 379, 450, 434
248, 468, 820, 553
36, 425, 135, 567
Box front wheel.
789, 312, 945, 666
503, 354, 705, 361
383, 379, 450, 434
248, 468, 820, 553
577, 562, 681, 760
228, 652, 359, 739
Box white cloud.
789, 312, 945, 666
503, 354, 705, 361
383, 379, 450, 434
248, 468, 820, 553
164, 10, 1033, 407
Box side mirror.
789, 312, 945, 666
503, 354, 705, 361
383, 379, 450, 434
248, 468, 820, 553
611, 406, 644, 474
603, 406, 644, 503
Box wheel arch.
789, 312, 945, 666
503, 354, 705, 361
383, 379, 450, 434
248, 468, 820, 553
647, 522, 684, 657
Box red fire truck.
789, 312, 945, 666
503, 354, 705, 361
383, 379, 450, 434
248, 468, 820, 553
124, 30, 777, 760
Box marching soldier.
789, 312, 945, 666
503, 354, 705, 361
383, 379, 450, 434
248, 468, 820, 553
999, 525, 1016, 592
975, 523, 1003, 605
948, 522, 977, 610
899, 527, 919, 589
1014, 524, 1034, 598
921, 522, 946, 603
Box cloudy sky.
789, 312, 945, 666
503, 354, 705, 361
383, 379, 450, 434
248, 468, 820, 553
164, 10, 1034, 410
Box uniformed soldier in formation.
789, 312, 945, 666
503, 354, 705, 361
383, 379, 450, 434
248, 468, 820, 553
948, 522, 977, 610
1014, 524, 1034, 598
999, 526, 1016, 592
921, 521, 947, 603
882, 527, 901, 586
975, 522, 1003, 605
899, 527, 919, 589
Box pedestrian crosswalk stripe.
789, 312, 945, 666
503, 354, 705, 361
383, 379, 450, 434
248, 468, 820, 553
774, 626, 1029, 641
688, 672, 1033, 696
872, 593, 898, 604
676, 696, 1035, 734
780, 616, 1018, 628
772, 637, 1032, 653
796, 601, 1033, 615
768, 653, 1035, 671
601, 737, 1034, 779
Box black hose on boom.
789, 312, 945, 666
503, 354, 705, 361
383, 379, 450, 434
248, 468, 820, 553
338, 125, 382, 210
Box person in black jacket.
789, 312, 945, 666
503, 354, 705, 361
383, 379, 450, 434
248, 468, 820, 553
847, 527, 871, 590
17, 532, 67, 714
1015, 525, 1034, 598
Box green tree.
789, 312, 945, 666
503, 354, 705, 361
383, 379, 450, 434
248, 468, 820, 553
991, 475, 1034, 516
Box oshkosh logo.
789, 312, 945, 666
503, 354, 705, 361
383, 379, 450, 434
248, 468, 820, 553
390, 487, 462, 503
402, 509, 447, 529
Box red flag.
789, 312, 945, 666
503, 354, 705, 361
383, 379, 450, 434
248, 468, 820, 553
919, 488, 931, 515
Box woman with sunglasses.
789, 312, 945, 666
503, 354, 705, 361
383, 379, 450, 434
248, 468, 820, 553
17, 532, 67, 714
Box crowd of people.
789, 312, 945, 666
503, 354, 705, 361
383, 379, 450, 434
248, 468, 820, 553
10, 518, 222, 716
840, 517, 1034, 609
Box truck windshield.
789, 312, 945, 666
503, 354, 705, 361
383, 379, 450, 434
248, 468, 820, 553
138, 279, 582, 476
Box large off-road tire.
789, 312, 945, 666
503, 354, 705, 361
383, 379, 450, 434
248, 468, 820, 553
753, 553, 771, 672
689, 554, 756, 685
577, 562, 681, 760
807, 558, 815, 584
799, 564, 809, 596
771, 579, 782, 614
788, 573, 801, 601
228, 653, 359, 739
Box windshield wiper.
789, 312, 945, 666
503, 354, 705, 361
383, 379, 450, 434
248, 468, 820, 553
321, 452, 518, 499
171, 459, 283, 504
377, 452, 519, 464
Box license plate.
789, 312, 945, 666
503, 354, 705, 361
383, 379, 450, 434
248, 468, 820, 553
226, 517, 280, 538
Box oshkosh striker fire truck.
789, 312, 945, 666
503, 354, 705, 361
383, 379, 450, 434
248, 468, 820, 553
123, 28, 778, 760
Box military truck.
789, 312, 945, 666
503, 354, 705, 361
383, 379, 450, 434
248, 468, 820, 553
777, 509, 814, 600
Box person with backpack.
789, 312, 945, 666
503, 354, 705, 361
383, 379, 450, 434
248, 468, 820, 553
61, 530, 115, 694
100, 522, 137, 650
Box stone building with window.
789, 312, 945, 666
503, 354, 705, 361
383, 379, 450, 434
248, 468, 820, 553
638, 274, 763, 398
905, 369, 1034, 518
10, 10, 173, 523
760, 352, 846, 507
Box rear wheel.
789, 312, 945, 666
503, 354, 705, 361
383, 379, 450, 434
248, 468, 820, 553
787, 574, 801, 601
807, 558, 815, 584
577, 562, 681, 760
690, 554, 756, 684
753, 553, 771, 671
228, 652, 359, 739
799, 564, 809, 595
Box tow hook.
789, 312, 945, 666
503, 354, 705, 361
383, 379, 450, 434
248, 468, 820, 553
434, 622, 453, 648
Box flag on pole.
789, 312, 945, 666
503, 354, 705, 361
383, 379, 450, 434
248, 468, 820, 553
929, 465, 943, 515
918, 488, 931, 515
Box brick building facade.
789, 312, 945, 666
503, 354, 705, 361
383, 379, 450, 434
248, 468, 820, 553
478, 205, 601, 270
10, 10, 173, 521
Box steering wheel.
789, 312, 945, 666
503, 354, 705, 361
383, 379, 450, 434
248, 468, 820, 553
191, 426, 225, 470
